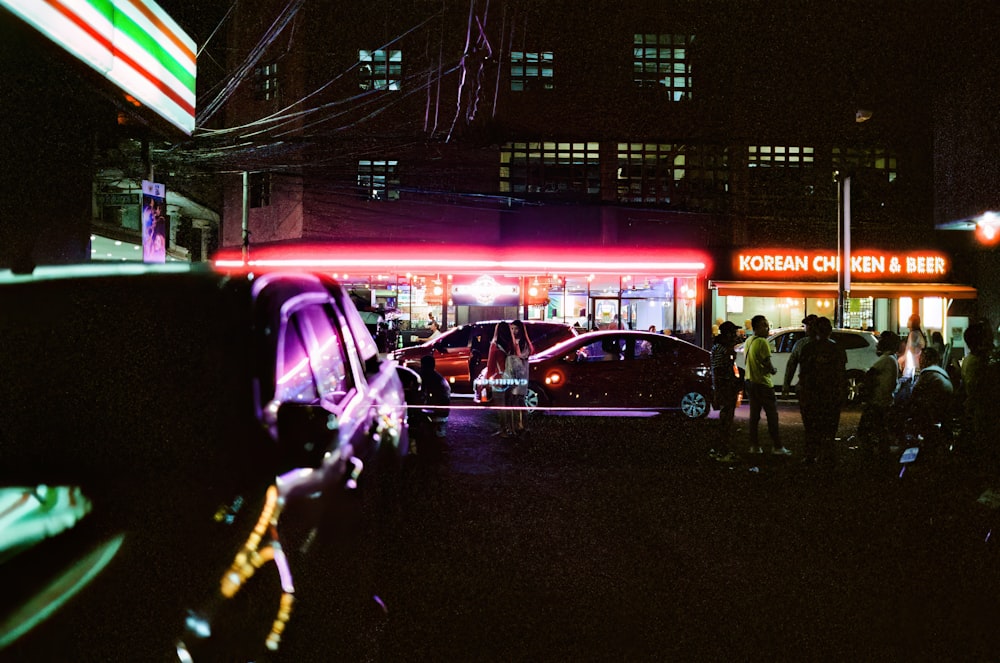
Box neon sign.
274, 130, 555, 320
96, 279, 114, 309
735, 251, 949, 280
451, 275, 520, 306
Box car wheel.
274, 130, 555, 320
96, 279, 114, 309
846, 370, 865, 404
679, 390, 710, 419
523, 383, 549, 415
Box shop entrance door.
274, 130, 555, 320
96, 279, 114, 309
591, 297, 621, 330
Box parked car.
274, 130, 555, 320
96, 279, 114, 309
0, 264, 408, 661
497, 330, 713, 419
393, 320, 579, 394
735, 326, 879, 402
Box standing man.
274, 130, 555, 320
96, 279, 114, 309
710, 321, 742, 463
782, 314, 818, 399
798, 317, 848, 465
745, 315, 791, 455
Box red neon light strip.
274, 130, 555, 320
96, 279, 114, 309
46, 0, 195, 117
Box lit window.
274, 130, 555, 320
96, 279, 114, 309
254, 61, 279, 101
748, 145, 815, 167
359, 49, 402, 90
510, 51, 554, 91
632, 34, 693, 101
832, 146, 898, 182
250, 172, 270, 208
500, 142, 600, 195
616, 143, 728, 206
358, 160, 400, 200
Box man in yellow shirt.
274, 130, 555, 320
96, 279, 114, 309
745, 315, 791, 456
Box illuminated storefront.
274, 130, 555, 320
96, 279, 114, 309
215, 243, 712, 345
710, 248, 977, 346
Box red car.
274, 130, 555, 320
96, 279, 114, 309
521, 330, 714, 418
393, 320, 579, 394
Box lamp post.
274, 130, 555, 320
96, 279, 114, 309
837, 172, 851, 328
835, 109, 871, 328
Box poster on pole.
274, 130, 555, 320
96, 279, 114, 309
141, 180, 167, 263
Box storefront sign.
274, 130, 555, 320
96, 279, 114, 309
734, 250, 949, 280
451, 275, 520, 306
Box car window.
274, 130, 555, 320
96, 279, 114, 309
296, 304, 353, 404
832, 332, 868, 351
528, 324, 569, 348
437, 326, 472, 349
577, 338, 623, 361
638, 335, 677, 360
277, 315, 320, 404
773, 331, 803, 353
468, 326, 492, 355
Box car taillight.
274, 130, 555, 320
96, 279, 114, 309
544, 370, 563, 386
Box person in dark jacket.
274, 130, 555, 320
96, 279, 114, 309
418, 354, 451, 447
710, 321, 741, 463
798, 317, 848, 465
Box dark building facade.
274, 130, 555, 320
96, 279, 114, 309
214, 0, 978, 345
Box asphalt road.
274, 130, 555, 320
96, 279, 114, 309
283, 401, 1000, 662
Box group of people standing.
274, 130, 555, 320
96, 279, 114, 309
710, 311, 965, 468
483, 319, 535, 438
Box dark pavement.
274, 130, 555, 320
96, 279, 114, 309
286, 401, 1000, 662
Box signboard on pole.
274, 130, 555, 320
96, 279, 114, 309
141, 180, 167, 263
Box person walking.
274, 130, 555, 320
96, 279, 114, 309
782, 314, 818, 399
745, 314, 791, 456
798, 317, 848, 465
710, 321, 741, 463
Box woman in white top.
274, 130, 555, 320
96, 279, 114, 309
903, 313, 926, 378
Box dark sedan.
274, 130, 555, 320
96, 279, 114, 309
0, 264, 408, 661
522, 330, 714, 418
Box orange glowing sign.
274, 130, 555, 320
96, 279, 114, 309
734, 250, 949, 280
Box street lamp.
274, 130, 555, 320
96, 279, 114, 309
835, 109, 872, 328
837, 172, 852, 328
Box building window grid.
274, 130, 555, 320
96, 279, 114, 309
832, 147, 898, 182
359, 49, 402, 91
748, 145, 816, 167
253, 61, 279, 101
632, 34, 693, 101
358, 160, 400, 200
500, 142, 601, 195
510, 51, 554, 91
616, 143, 728, 205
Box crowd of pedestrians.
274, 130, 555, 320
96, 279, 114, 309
709, 313, 999, 477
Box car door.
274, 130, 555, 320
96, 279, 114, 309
428, 325, 474, 391
564, 335, 632, 407
629, 335, 684, 409
273, 299, 362, 500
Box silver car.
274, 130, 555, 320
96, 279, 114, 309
736, 326, 879, 402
